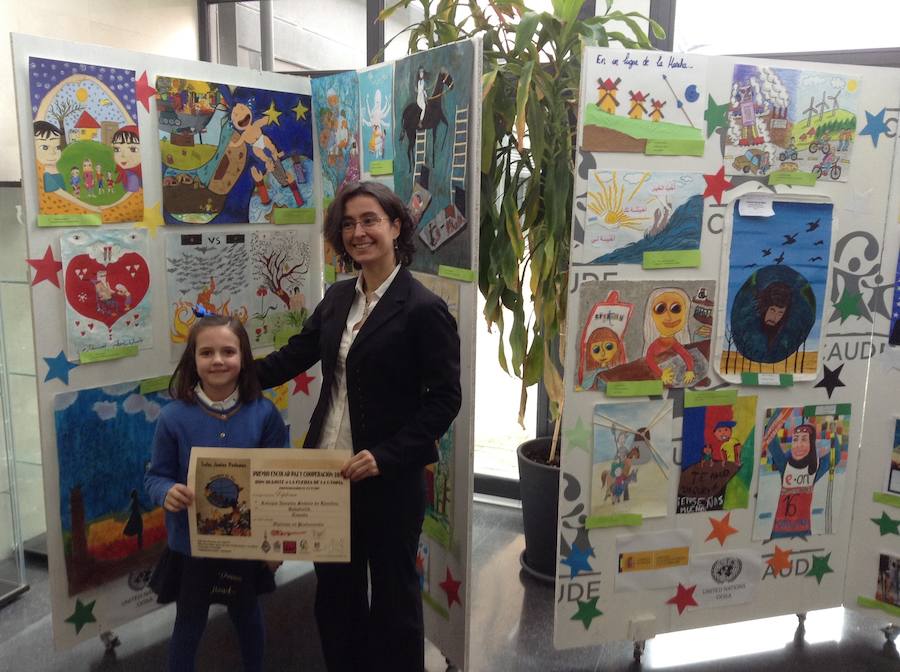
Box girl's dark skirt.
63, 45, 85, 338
149, 547, 275, 609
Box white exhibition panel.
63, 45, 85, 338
554, 48, 900, 648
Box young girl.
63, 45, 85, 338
145, 315, 287, 672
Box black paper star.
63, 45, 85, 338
814, 364, 845, 398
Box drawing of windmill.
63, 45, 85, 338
816, 91, 828, 121
827, 88, 842, 112
803, 97, 817, 125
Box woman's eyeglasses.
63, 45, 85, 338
341, 215, 387, 231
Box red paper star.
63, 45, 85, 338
766, 545, 792, 575
291, 371, 315, 396
703, 166, 733, 205
135, 71, 157, 112
438, 567, 462, 608
666, 583, 698, 615
705, 512, 739, 546
27, 245, 62, 287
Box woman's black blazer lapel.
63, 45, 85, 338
350, 267, 410, 353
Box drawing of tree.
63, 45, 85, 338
48, 99, 84, 149
250, 233, 311, 308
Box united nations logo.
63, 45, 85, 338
711, 557, 742, 584
128, 567, 153, 591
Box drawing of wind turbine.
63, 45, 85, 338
827, 88, 842, 111
803, 97, 817, 125
816, 91, 828, 120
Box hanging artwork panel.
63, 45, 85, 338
875, 553, 900, 610
166, 228, 312, 349
588, 400, 673, 526
61, 228, 152, 358
575, 279, 716, 392
579, 48, 707, 156
156, 77, 314, 224
724, 64, 860, 183
887, 419, 900, 495
311, 71, 361, 201
54, 381, 173, 596
393, 40, 475, 276
677, 395, 758, 513
358, 64, 394, 177
575, 170, 703, 265
888, 251, 900, 346
29, 57, 144, 224
752, 404, 851, 541
717, 199, 833, 383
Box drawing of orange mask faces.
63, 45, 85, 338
589, 335, 619, 368
231, 103, 252, 131
651, 291, 687, 337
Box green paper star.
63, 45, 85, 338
65, 598, 97, 634
871, 511, 900, 536
833, 289, 865, 323
705, 94, 730, 138
564, 417, 592, 454
806, 552, 834, 585
570, 597, 603, 630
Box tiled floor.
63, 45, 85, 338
0, 501, 898, 672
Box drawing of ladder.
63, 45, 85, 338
451, 106, 469, 190
413, 129, 427, 183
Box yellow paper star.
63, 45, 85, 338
136, 202, 165, 237
292, 99, 309, 120
263, 100, 283, 126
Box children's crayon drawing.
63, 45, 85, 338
580, 48, 706, 156
61, 228, 152, 358
311, 71, 360, 200
888, 419, 900, 495
29, 57, 144, 223
575, 280, 715, 392
156, 77, 314, 224
393, 40, 475, 275
575, 170, 703, 265
195, 457, 252, 536
677, 396, 757, 514
717, 200, 833, 382
358, 64, 394, 176
888, 251, 900, 346
166, 229, 311, 349
752, 404, 851, 541
590, 400, 673, 522
876, 553, 900, 609
724, 64, 859, 183
54, 382, 172, 596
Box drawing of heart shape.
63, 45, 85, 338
64, 252, 150, 329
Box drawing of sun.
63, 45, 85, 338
587, 171, 650, 231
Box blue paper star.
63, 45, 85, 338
43, 351, 78, 384
860, 108, 890, 147
561, 544, 593, 578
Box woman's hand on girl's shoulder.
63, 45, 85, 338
164, 484, 194, 512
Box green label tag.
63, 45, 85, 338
857, 596, 900, 618
644, 139, 705, 156
438, 265, 475, 282
140, 375, 171, 395
740, 372, 793, 387
368, 159, 394, 176
38, 213, 102, 228
324, 265, 337, 284
273, 208, 316, 224
606, 380, 663, 397
684, 389, 738, 408
873, 491, 900, 509
585, 513, 643, 529
421, 516, 451, 549
767, 171, 817, 186
643, 249, 701, 269
80, 344, 139, 364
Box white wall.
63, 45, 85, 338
1, 0, 199, 181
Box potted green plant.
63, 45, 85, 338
381, 0, 662, 579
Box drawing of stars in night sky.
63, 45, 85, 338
29, 57, 137, 129
890, 252, 900, 345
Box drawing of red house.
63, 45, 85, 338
73, 111, 101, 141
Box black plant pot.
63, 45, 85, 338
516, 437, 559, 584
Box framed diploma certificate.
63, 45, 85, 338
186, 447, 351, 562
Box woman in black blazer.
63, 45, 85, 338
257, 181, 461, 672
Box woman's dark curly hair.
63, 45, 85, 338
323, 181, 416, 270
